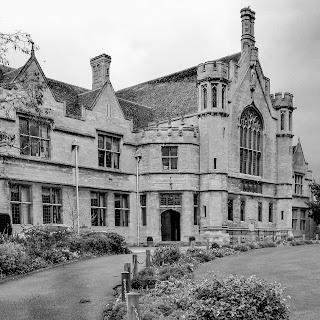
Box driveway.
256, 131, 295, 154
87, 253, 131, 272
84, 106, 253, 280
0, 247, 150, 320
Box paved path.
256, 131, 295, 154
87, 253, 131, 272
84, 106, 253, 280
0, 247, 151, 320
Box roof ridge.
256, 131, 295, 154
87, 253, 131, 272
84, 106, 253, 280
117, 97, 153, 110
3, 67, 21, 75
116, 52, 241, 92
78, 88, 101, 96
47, 77, 90, 92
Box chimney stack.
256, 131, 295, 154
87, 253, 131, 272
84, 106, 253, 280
90, 54, 111, 90
240, 7, 256, 52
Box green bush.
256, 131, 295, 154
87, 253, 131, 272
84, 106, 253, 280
131, 267, 157, 290
304, 240, 313, 244
211, 242, 220, 249
152, 245, 182, 267
233, 244, 250, 252
186, 248, 215, 263
158, 263, 194, 281
265, 241, 277, 247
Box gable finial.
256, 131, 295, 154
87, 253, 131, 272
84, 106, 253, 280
31, 41, 35, 57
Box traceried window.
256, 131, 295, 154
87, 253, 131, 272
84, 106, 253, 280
202, 85, 207, 109
91, 192, 106, 226
98, 134, 120, 169
160, 193, 181, 207
42, 187, 62, 224
140, 194, 147, 226
211, 84, 217, 108
162, 146, 178, 170
240, 107, 263, 176
194, 193, 199, 225
19, 118, 50, 158
294, 174, 303, 195
10, 184, 32, 224
228, 199, 233, 221
115, 194, 129, 226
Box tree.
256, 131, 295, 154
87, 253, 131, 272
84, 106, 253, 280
308, 181, 320, 225
0, 31, 47, 149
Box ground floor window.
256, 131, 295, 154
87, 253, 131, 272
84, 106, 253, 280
42, 187, 62, 224
240, 200, 245, 221
258, 202, 262, 222
10, 184, 32, 224
193, 193, 199, 225
268, 203, 273, 222
300, 210, 306, 231
91, 192, 107, 226
140, 194, 147, 226
160, 193, 181, 207
115, 194, 129, 226
292, 209, 298, 230
228, 199, 233, 221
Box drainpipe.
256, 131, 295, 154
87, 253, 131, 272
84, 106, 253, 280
134, 149, 142, 246
72, 139, 80, 235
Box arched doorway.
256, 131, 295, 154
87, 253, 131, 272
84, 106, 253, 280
161, 210, 180, 241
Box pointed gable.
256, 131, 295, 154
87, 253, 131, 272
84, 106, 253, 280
293, 139, 308, 174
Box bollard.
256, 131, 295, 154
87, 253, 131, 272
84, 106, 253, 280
121, 271, 131, 302
206, 239, 210, 250
146, 250, 151, 268
132, 254, 138, 279
127, 292, 140, 320
302, 234, 306, 241
124, 262, 131, 275
316, 234, 319, 240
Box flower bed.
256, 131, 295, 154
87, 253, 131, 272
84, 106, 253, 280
0, 227, 131, 279
105, 239, 320, 319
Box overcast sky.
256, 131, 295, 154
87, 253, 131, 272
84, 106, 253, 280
1, 0, 319, 180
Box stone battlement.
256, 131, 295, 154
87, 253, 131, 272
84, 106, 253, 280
197, 61, 229, 82
270, 92, 293, 109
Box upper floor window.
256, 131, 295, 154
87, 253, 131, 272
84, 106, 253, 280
294, 174, 303, 195
240, 107, 263, 176
280, 111, 285, 131
202, 85, 207, 109
211, 84, 217, 108
19, 118, 50, 158
91, 192, 106, 226
115, 193, 129, 226
42, 187, 62, 224
222, 85, 226, 109
10, 184, 32, 224
162, 146, 178, 170
289, 111, 292, 131
98, 134, 120, 169
160, 193, 181, 207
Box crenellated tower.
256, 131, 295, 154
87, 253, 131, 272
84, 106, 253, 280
271, 92, 295, 234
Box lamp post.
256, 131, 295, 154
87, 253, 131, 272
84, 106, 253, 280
72, 139, 80, 235
134, 149, 142, 246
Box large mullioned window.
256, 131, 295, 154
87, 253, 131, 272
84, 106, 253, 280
240, 107, 263, 176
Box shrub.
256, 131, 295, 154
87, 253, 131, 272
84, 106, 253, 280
265, 241, 277, 247
304, 240, 313, 244
147, 236, 153, 242
233, 244, 250, 252
286, 235, 294, 241
211, 242, 220, 249
247, 242, 259, 249
158, 263, 194, 281
131, 267, 157, 290
186, 248, 215, 263
152, 245, 182, 267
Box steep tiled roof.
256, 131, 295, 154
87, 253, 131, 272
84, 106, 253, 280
0, 66, 23, 83
116, 52, 241, 122
117, 98, 154, 131
78, 89, 101, 109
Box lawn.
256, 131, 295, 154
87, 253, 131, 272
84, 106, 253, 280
195, 245, 320, 320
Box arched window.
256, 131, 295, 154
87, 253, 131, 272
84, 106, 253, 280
240, 107, 263, 176
211, 84, 217, 108
280, 111, 285, 131
202, 85, 207, 109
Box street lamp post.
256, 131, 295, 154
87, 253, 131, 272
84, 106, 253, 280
134, 149, 142, 246
72, 139, 80, 235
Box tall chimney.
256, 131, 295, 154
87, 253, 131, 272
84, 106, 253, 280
90, 54, 111, 90
240, 7, 255, 52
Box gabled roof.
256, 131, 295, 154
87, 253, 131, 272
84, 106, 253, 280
115, 52, 241, 122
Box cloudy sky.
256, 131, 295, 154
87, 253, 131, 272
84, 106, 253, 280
1, 0, 319, 179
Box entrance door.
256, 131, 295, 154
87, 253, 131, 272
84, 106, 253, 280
161, 210, 180, 241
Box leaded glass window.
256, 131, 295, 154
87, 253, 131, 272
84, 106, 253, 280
240, 107, 263, 176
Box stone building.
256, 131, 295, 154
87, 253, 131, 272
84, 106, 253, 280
0, 7, 315, 243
